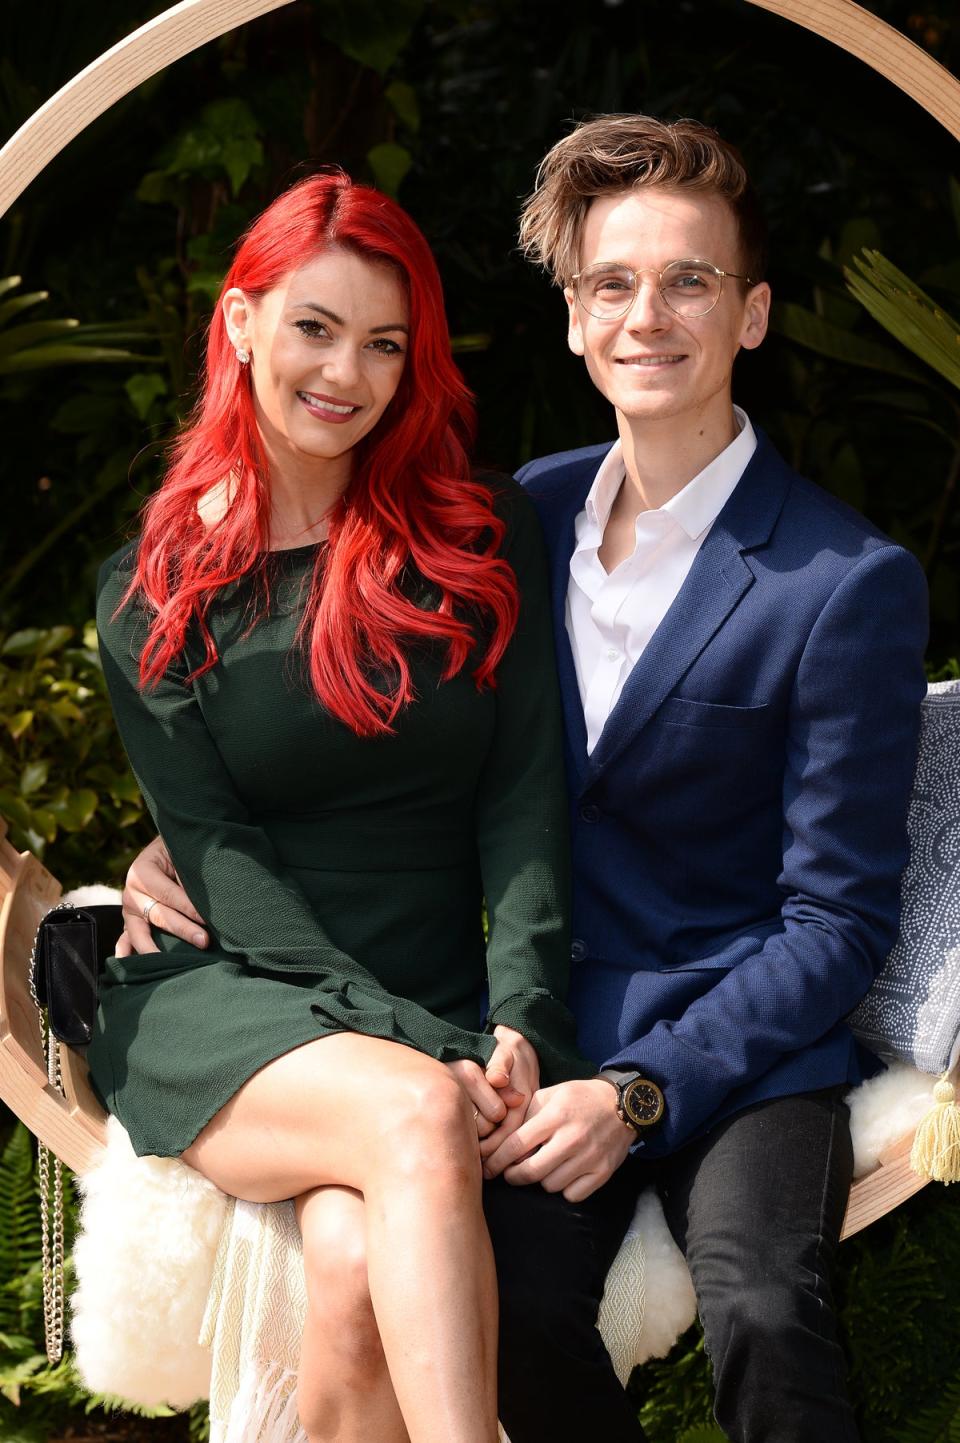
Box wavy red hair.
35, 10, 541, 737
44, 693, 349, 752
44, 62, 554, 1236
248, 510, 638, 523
128, 172, 518, 736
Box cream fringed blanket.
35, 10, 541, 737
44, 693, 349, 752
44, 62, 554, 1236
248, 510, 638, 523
201, 1198, 307, 1443
70, 1064, 940, 1442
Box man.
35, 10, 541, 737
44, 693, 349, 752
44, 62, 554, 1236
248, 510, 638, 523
475, 113, 928, 1443
121, 116, 927, 1443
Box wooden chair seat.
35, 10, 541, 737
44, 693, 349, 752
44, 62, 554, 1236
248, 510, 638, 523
0, 814, 932, 1232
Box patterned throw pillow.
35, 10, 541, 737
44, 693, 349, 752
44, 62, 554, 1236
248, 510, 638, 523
849, 679, 960, 1075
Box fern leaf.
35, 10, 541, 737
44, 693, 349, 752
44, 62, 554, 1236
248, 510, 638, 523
892, 1369, 960, 1441
0, 1128, 42, 1335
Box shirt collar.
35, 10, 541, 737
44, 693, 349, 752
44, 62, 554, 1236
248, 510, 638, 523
581, 406, 757, 542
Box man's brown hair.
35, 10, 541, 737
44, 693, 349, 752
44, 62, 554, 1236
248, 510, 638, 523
519, 114, 768, 287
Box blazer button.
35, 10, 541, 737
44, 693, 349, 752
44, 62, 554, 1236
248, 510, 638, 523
579, 803, 600, 823
570, 939, 587, 962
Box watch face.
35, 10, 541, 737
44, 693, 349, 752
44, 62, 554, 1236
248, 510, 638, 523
622, 1078, 664, 1128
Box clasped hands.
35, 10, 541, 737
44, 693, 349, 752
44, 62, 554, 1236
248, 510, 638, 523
120, 837, 633, 1202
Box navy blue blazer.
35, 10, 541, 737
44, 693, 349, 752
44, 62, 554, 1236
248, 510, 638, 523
518, 430, 929, 1157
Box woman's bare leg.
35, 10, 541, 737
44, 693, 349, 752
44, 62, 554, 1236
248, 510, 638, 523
294, 1186, 408, 1443
182, 1033, 498, 1443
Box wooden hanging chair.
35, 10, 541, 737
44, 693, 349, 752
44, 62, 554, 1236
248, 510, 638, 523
0, 811, 935, 1236
0, 817, 107, 1174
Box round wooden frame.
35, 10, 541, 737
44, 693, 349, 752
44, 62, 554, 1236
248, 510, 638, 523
0, 0, 954, 1235
1, 0, 959, 218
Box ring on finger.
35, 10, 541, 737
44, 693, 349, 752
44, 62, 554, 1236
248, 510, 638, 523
472, 1107, 480, 1120
143, 898, 158, 924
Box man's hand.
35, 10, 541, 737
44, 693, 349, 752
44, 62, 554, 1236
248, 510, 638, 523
117, 836, 209, 956
482, 1078, 634, 1202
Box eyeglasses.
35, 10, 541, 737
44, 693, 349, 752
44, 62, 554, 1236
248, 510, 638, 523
571, 258, 755, 319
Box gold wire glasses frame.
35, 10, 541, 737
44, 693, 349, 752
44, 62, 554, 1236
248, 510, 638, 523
571, 258, 756, 319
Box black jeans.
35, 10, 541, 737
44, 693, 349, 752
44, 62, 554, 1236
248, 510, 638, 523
486, 1087, 858, 1443
484, 1161, 646, 1443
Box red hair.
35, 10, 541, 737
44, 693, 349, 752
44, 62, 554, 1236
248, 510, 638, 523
128, 172, 518, 736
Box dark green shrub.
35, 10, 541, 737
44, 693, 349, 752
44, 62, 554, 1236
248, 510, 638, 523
0, 624, 150, 891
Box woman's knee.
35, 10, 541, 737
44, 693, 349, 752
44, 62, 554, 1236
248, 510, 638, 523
375, 1061, 479, 1185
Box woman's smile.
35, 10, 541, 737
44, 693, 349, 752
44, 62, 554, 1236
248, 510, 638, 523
296, 389, 363, 423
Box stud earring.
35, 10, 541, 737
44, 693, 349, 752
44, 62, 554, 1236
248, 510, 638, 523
235, 347, 250, 365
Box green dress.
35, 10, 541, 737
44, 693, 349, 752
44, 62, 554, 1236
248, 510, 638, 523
89, 479, 591, 1158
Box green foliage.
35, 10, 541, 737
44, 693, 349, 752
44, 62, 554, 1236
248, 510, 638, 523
0, 1124, 44, 1342
0, 276, 155, 375
630, 1327, 715, 1441
310, 0, 425, 75
138, 98, 265, 204
894, 1376, 960, 1443
771, 299, 926, 383
846, 251, 960, 393
0, 623, 150, 887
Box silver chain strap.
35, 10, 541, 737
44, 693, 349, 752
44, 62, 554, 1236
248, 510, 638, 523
28, 903, 69, 1365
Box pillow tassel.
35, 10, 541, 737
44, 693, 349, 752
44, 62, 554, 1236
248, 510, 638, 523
910, 1068, 960, 1183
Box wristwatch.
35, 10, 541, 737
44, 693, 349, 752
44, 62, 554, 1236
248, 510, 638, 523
597, 1068, 665, 1133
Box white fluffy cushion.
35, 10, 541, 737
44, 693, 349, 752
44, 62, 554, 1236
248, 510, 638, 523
71, 1117, 228, 1406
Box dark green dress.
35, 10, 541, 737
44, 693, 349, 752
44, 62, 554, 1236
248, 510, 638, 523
89, 480, 591, 1157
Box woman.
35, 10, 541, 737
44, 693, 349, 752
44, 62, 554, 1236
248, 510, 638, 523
91, 171, 592, 1443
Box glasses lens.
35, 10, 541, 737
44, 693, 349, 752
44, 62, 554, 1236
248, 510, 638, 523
660, 260, 721, 316
576, 265, 637, 318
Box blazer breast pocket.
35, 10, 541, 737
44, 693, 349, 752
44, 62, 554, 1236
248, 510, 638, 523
656, 696, 773, 731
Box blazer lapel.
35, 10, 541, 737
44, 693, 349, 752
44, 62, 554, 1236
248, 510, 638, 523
584, 433, 792, 786
531, 465, 600, 787
551, 527, 590, 787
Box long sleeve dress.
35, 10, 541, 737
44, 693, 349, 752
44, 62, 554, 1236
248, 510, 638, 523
88, 478, 592, 1158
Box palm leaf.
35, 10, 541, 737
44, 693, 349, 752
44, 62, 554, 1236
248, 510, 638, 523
0, 291, 49, 327
0, 344, 156, 374
0, 319, 81, 356
771, 301, 926, 382
0, 277, 158, 373
845, 249, 960, 393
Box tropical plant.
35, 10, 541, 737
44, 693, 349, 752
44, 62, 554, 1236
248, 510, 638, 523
845, 250, 960, 392
0, 276, 156, 376
844, 250, 960, 581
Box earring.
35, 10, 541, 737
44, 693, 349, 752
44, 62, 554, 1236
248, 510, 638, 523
235, 347, 250, 365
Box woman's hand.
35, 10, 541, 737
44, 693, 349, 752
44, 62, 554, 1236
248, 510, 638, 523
479, 1025, 540, 1161
444, 1058, 520, 1140
445, 1026, 536, 1142
117, 835, 209, 957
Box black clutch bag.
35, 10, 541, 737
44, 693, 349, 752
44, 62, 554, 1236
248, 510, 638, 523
31, 904, 125, 1047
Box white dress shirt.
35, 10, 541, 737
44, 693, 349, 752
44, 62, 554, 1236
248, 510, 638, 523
566, 407, 757, 754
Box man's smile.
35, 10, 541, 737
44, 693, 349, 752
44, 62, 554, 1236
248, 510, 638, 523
614, 354, 687, 367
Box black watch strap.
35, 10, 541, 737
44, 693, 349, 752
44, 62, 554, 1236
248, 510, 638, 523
597, 1069, 665, 1131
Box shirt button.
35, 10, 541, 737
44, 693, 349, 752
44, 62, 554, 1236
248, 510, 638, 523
605, 647, 620, 662
570, 939, 588, 962
579, 804, 600, 823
